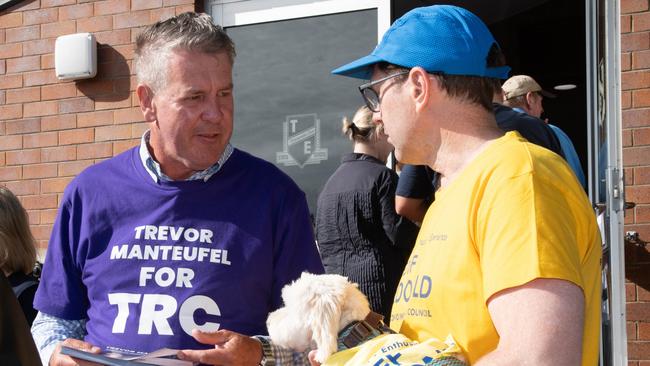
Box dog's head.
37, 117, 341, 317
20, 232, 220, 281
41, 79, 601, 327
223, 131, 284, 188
267, 272, 371, 363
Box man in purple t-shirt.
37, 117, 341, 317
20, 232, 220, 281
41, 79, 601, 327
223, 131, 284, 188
31, 12, 323, 366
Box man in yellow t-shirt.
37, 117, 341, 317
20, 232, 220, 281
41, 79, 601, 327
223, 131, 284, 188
331, 4, 601, 366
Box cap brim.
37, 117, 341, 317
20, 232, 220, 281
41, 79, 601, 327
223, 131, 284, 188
331, 54, 384, 80
540, 89, 556, 98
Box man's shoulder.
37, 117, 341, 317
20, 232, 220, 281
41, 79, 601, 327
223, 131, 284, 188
68, 147, 138, 190
230, 148, 302, 189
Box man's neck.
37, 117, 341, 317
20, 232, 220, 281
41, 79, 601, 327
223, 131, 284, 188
428, 106, 503, 188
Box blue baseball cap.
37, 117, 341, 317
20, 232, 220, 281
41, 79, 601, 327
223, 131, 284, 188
332, 5, 510, 80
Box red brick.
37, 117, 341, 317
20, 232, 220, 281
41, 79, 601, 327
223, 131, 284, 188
77, 142, 112, 159
623, 32, 650, 52
624, 52, 633, 72
95, 124, 131, 141
76, 79, 116, 97
97, 61, 131, 78
41, 177, 72, 194
8, 0, 39, 11
131, 0, 162, 10
624, 70, 650, 90
23, 38, 55, 56
628, 282, 638, 302
0, 104, 22, 120
629, 341, 650, 360
20, 193, 58, 210
41, 83, 77, 100
59, 128, 94, 145
627, 185, 650, 203
0, 135, 22, 151
624, 15, 633, 33
0, 13, 23, 29
6, 87, 40, 104
24, 70, 59, 86
58, 160, 94, 176
0, 43, 22, 59
0, 166, 21, 180
6, 149, 40, 165
114, 107, 144, 124
108, 44, 134, 61
58, 3, 93, 21
76, 15, 113, 33
41, 114, 76, 131
6, 55, 40, 73
95, 98, 131, 110
94, 0, 130, 16
32, 224, 53, 242
41, 20, 76, 38
630, 321, 639, 340
174, 4, 194, 14
23, 8, 59, 26
636, 205, 650, 223
114, 10, 151, 29
640, 285, 650, 301
131, 122, 147, 137
0, 59, 5, 74
633, 50, 650, 69
24, 100, 58, 118
0, 74, 22, 89
635, 128, 650, 145
635, 89, 650, 108
114, 77, 131, 95
41, 53, 54, 69
625, 129, 634, 147
3, 180, 38, 195
640, 322, 650, 340
627, 206, 636, 224
40, 208, 59, 224
164, 0, 193, 5
623, 0, 650, 14
42, 0, 76, 7
41, 145, 76, 162
0, 152, 4, 166
634, 13, 650, 32
94, 29, 131, 46
5, 25, 39, 42
624, 108, 650, 128
23, 132, 58, 148
25, 210, 39, 225
149, 7, 176, 23
58, 97, 94, 114
627, 167, 636, 185
77, 110, 113, 127
23, 163, 58, 179
6, 118, 40, 135
113, 139, 138, 154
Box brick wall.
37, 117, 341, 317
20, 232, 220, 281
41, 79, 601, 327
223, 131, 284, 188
622, 0, 650, 363
0, 0, 195, 257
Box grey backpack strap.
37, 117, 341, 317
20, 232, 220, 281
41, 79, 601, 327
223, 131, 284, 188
12, 280, 38, 298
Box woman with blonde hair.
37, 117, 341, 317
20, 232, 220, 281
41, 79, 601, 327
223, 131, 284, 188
315, 106, 418, 322
0, 186, 39, 325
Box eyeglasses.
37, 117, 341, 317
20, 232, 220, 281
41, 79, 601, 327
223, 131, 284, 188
358, 70, 410, 112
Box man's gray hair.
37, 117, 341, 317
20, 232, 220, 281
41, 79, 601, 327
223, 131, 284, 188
134, 12, 236, 92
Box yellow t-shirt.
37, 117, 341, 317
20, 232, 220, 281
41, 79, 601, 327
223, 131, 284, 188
390, 132, 601, 365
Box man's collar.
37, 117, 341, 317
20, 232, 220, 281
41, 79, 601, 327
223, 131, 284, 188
138, 130, 233, 183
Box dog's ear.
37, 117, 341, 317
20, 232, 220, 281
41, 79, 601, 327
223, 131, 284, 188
310, 294, 342, 363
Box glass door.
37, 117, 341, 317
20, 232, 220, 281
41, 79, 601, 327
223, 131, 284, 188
205, 0, 390, 217
588, 0, 626, 364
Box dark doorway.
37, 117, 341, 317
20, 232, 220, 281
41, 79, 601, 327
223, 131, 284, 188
393, 0, 587, 177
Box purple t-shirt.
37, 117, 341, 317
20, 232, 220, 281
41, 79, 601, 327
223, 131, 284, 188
34, 147, 324, 352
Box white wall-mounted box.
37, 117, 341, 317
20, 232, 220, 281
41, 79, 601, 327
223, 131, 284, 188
55, 33, 97, 80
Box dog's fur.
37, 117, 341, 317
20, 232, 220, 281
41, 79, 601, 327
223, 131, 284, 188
267, 272, 371, 363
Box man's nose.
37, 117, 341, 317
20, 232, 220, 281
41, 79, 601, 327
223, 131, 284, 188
202, 99, 224, 122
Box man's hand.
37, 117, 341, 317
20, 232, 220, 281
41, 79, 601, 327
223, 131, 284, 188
178, 329, 263, 366
50, 338, 101, 366
308, 350, 321, 366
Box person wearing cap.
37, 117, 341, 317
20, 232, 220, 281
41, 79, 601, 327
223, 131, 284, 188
176, 5, 601, 366
502, 74, 587, 189
330, 4, 600, 366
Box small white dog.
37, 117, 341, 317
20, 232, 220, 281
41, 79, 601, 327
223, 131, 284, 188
267, 272, 372, 363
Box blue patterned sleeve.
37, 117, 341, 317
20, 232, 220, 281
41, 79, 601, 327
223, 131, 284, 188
254, 336, 311, 366
31, 311, 88, 366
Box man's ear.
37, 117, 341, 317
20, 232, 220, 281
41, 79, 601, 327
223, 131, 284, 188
409, 67, 432, 112
137, 84, 156, 122
524, 91, 536, 109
